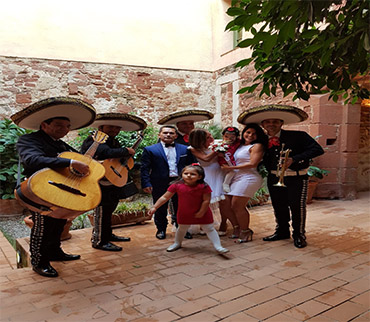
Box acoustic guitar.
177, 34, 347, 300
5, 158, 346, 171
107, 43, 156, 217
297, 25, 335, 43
26, 131, 108, 212
103, 131, 144, 187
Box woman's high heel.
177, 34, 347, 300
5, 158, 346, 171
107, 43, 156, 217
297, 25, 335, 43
235, 229, 254, 243
229, 225, 240, 239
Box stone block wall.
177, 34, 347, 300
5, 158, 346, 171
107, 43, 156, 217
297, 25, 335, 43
0, 56, 215, 127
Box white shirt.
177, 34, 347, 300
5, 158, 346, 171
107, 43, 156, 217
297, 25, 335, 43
161, 141, 178, 177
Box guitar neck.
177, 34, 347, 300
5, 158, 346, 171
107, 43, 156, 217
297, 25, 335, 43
86, 141, 100, 158
131, 131, 144, 151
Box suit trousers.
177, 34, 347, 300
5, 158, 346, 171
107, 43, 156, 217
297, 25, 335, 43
152, 178, 179, 232
267, 174, 308, 237
30, 212, 66, 266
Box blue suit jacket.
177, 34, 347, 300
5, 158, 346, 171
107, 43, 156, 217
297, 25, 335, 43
140, 142, 196, 191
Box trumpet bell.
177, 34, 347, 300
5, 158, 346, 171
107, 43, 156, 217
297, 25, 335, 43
274, 181, 287, 187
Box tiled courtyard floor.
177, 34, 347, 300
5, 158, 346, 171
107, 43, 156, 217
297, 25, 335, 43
0, 192, 369, 321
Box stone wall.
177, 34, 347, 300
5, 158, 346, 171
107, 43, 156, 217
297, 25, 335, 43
0, 56, 215, 126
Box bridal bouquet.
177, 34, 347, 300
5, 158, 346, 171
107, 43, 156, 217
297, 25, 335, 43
211, 140, 229, 153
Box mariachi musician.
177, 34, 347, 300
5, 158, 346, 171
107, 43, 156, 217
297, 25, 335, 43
238, 104, 324, 248
81, 113, 147, 252
12, 97, 97, 277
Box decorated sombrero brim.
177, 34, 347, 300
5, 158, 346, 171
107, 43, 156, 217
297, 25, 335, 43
157, 109, 214, 125
91, 113, 147, 131
11, 97, 96, 130
237, 104, 308, 125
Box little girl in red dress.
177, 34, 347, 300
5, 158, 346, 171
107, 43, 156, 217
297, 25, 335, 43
148, 164, 229, 254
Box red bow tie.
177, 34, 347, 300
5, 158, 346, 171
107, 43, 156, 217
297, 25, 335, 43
268, 136, 280, 148
183, 134, 189, 143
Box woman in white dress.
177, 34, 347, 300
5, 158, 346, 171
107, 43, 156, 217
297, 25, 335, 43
188, 129, 237, 233
221, 123, 268, 243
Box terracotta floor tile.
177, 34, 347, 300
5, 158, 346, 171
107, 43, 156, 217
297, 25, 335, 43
206, 295, 256, 318
174, 310, 219, 322
209, 284, 254, 302
244, 274, 283, 290
315, 287, 357, 306
222, 312, 260, 321
308, 276, 348, 293
351, 310, 370, 322
171, 296, 219, 317
342, 276, 370, 294
135, 295, 186, 316
349, 290, 370, 307
243, 298, 293, 320
282, 299, 331, 320
244, 285, 289, 305
279, 287, 322, 305
322, 300, 369, 321
177, 284, 221, 301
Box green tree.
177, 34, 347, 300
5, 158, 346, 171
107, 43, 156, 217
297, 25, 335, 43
226, 0, 370, 104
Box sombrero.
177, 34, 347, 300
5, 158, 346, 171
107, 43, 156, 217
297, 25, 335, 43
91, 113, 147, 131
237, 104, 308, 125
11, 97, 96, 130
157, 109, 214, 125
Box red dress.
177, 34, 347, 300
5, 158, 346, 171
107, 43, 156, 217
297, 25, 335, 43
168, 183, 213, 225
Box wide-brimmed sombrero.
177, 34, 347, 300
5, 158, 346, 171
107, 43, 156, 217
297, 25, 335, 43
11, 97, 96, 130
237, 104, 308, 125
91, 113, 147, 131
157, 109, 214, 125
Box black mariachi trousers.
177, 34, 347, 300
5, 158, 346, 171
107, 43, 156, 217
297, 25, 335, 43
267, 174, 308, 238
91, 185, 120, 246
30, 212, 66, 266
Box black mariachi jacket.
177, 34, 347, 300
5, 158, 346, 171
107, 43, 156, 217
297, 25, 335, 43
16, 130, 76, 177
263, 129, 324, 172
80, 135, 130, 160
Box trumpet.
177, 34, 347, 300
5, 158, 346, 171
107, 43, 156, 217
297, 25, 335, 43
274, 143, 292, 187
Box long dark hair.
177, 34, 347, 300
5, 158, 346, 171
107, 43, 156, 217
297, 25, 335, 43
240, 123, 268, 149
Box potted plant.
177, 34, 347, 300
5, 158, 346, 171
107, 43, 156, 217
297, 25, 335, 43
307, 165, 329, 203
0, 119, 32, 215
88, 200, 151, 227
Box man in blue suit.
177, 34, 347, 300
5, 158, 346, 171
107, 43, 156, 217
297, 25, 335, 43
141, 125, 196, 239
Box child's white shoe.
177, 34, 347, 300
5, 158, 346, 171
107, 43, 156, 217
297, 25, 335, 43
215, 246, 229, 254
223, 183, 231, 193
167, 243, 181, 252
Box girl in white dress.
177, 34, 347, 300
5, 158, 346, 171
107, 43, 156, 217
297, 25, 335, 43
221, 123, 268, 243
188, 129, 236, 233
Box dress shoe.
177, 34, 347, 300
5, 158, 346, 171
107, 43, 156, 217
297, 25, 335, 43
293, 235, 307, 248
263, 232, 290, 241
110, 234, 131, 242
93, 242, 122, 251
184, 231, 193, 239
156, 231, 166, 240
49, 252, 81, 261
167, 243, 181, 252
33, 264, 58, 277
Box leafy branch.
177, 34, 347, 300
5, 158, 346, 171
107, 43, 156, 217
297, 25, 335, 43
226, 0, 370, 104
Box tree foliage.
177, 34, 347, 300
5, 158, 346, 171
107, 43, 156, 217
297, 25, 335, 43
226, 0, 370, 104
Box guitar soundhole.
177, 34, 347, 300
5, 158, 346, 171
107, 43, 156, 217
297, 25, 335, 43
110, 166, 122, 178
48, 181, 86, 196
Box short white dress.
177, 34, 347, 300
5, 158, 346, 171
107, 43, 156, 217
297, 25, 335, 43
227, 144, 263, 198
196, 149, 225, 204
